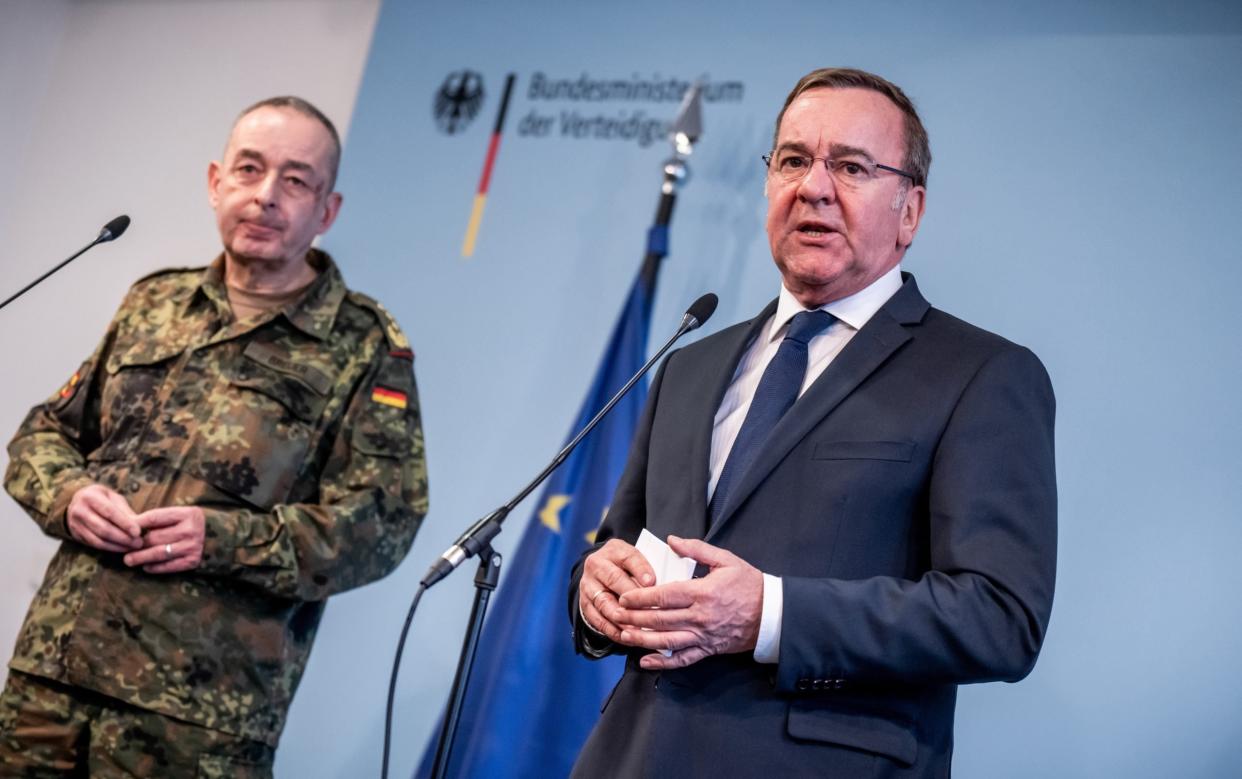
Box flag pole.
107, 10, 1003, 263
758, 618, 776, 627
639, 81, 703, 286
423, 83, 705, 779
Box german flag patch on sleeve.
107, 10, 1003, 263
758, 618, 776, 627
371, 385, 408, 410
59, 370, 82, 399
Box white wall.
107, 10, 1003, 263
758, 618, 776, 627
0, 1, 379, 774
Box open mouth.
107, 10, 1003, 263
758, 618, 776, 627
796, 220, 838, 238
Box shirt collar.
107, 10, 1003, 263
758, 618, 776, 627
187, 249, 347, 340
768, 263, 903, 343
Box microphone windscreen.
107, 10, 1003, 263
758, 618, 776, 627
685, 293, 718, 328
99, 215, 131, 242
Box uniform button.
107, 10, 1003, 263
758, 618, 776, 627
127, 481, 140, 493
834, 679, 845, 690
812, 679, 823, 691
797, 679, 810, 691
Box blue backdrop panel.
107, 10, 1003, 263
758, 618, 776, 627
276, 2, 1242, 777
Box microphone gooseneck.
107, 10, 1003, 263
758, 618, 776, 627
0, 215, 131, 312
420, 292, 719, 588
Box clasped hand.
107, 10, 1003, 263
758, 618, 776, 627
66, 483, 205, 573
580, 534, 763, 670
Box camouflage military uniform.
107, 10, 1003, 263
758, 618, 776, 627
1, 251, 428, 759
0, 670, 274, 777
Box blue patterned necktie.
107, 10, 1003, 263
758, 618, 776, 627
708, 309, 835, 529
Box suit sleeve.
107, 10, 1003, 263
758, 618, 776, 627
775, 344, 1057, 689
195, 344, 429, 602
568, 353, 669, 657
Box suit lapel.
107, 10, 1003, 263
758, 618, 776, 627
683, 300, 777, 537
706, 276, 929, 541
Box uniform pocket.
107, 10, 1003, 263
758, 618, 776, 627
187, 355, 327, 510
96, 342, 182, 462
234, 344, 328, 423
350, 400, 410, 458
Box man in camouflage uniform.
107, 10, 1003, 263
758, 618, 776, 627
0, 97, 428, 776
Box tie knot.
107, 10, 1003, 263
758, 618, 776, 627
784, 309, 834, 345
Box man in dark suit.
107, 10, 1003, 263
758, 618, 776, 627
568, 68, 1057, 777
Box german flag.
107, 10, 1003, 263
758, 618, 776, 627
59, 370, 81, 399
371, 385, 408, 410
462, 73, 517, 258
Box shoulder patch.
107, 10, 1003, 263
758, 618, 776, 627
346, 291, 411, 351
371, 385, 409, 409
58, 369, 83, 400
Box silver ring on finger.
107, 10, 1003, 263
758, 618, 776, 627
164, 543, 173, 559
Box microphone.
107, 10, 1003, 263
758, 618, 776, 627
421, 292, 720, 588
0, 215, 131, 312
98, 215, 131, 243
681, 292, 717, 332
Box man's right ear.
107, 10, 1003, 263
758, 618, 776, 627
207, 161, 221, 208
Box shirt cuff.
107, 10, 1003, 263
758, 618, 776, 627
752, 573, 783, 664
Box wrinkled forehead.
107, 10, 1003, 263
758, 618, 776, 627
223, 107, 336, 167
776, 87, 905, 158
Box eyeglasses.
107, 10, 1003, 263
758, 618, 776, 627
762, 150, 915, 188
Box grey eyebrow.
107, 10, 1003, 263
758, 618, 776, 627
827, 143, 877, 163
233, 149, 317, 176
773, 141, 878, 163
281, 160, 315, 175
774, 141, 815, 156
233, 148, 266, 165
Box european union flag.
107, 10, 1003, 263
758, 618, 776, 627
417, 260, 659, 778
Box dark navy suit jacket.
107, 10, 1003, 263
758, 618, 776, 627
569, 274, 1057, 778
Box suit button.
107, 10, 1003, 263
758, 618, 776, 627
797, 679, 810, 691
834, 679, 845, 690
811, 679, 823, 691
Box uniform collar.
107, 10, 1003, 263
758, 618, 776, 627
189, 249, 346, 340
282, 250, 347, 340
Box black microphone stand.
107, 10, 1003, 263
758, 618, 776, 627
422, 84, 706, 779
426, 299, 711, 778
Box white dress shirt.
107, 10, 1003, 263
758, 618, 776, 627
705, 266, 905, 663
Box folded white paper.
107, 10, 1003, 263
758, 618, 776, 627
634, 529, 697, 656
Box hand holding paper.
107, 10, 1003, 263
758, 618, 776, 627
577, 537, 656, 644
633, 529, 698, 656
616, 534, 765, 670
